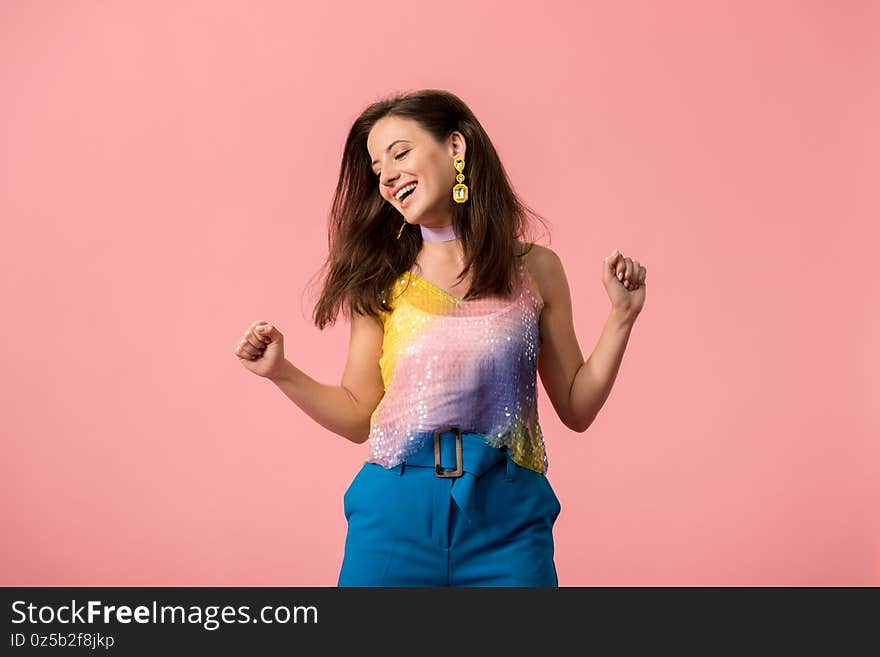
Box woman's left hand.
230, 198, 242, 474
602, 248, 647, 320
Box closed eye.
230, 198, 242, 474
375, 150, 410, 178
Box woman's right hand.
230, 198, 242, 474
235, 321, 286, 380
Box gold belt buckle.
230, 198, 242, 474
434, 426, 463, 478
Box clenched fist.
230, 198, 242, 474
602, 247, 647, 320
235, 321, 285, 379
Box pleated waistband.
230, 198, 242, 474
384, 430, 516, 543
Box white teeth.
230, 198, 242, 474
394, 182, 417, 200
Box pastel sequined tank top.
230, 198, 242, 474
367, 243, 548, 474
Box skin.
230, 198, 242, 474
234, 115, 648, 441
527, 244, 646, 431
368, 116, 467, 261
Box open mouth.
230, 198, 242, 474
397, 183, 417, 207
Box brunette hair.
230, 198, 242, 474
308, 88, 550, 329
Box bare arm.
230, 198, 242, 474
567, 309, 633, 432
268, 311, 386, 444
530, 245, 634, 432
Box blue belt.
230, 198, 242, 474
388, 427, 515, 548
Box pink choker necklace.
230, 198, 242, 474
420, 223, 459, 242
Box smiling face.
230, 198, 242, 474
367, 115, 466, 227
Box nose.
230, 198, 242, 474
381, 173, 400, 195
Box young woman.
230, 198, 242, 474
234, 89, 647, 586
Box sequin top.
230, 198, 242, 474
366, 242, 548, 474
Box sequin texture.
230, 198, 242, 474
367, 243, 548, 474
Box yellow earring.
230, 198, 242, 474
452, 156, 468, 203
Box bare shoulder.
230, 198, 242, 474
521, 242, 565, 308
351, 307, 385, 335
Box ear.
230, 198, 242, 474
448, 131, 466, 160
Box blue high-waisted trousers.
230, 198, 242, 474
337, 429, 561, 587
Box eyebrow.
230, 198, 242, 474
370, 139, 412, 167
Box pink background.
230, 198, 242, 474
1, 1, 876, 586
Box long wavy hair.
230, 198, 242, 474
308, 89, 550, 329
